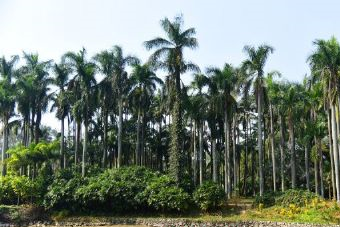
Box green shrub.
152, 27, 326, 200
44, 168, 84, 210
253, 191, 280, 208
0, 176, 16, 204
193, 181, 225, 211
142, 175, 190, 212
75, 166, 157, 212
275, 189, 318, 207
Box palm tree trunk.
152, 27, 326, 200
75, 121, 81, 165
258, 91, 264, 196
318, 138, 324, 197
269, 104, 276, 192
1, 117, 8, 176
135, 106, 141, 166
141, 116, 145, 166
199, 121, 204, 185
305, 145, 310, 191
233, 114, 237, 194
31, 110, 35, 143
102, 110, 108, 168
82, 119, 88, 177
35, 110, 41, 144
224, 110, 231, 197
288, 113, 296, 189
193, 121, 197, 186
279, 113, 285, 192
331, 103, 340, 201
328, 109, 336, 199
212, 137, 217, 182
60, 117, 65, 169
117, 97, 123, 168
169, 74, 183, 182
314, 156, 319, 195
243, 113, 248, 195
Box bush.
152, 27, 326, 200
0, 176, 16, 204
253, 191, 280, 208
193, 181, 225, 211
44, 168, 84, 210
275, 189, 319, 207
142, 175, 190, 212
76, 166, 157, 212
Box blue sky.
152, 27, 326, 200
0, 0, 339, 128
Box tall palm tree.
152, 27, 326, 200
191, 73, 209, 185
144, 15, 199, 182
129, 63, 163, 165
242, 44, 274, 196
0, 55, 19, 176
265, 71, 281, 192
19, 52, 52, 144
96, 46, 139, 168
63, 48, 97, 177
308, 37, 340, 201
206, 63, 237, 197
52, 63, 71, 169
94, 50, 116, 167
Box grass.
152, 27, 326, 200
3, 198, 340, 225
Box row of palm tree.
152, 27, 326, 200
1, 16, 340, 200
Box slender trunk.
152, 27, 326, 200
82, 119, 88, 177
75, 121, 81, 165
318, 138, 324, 197
60, 117, 65, 169
279, 114, 285, 192
251, 120, 255, 195
314, 157, 319, 195
193, 121, 197, 186
199, 121, 204, 185
141, 116, 145, 166
212, 137, 217, 182
331, 103, 340, 202
102, 110, 108, 168
135, 106, 141, 165
258, 91, 264, 196
224, 111, 230, 197
289, 113, 296, 189
233, 114, 237, 194
305, 145, 310, 191
1, 117, 8, 176
243, 114, 248, 195
35, 110, 41, 144
269, 104, 276, 192
117, 98, 123, 168
158, 119, 163, 172
328, 109, 336, 199
31, 110, 35, 143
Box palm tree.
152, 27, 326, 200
206, 63, 237, 197
242, 44, 274, 196
63, 48, 97, 177
191, 73, 209, 185
0, 55, 19, 176
52, 63, 71, 169
129, 63, 163, 165
308, 37, 340, 201
19, 53, 52, 144
284, 83, 303, 189
94, 50, 116, 167
96, 46, 139, 168
144, 15, 199, 182
265, 71, 281, 192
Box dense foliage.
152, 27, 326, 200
1, 15, 340, 218
193, 181, 225, 211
